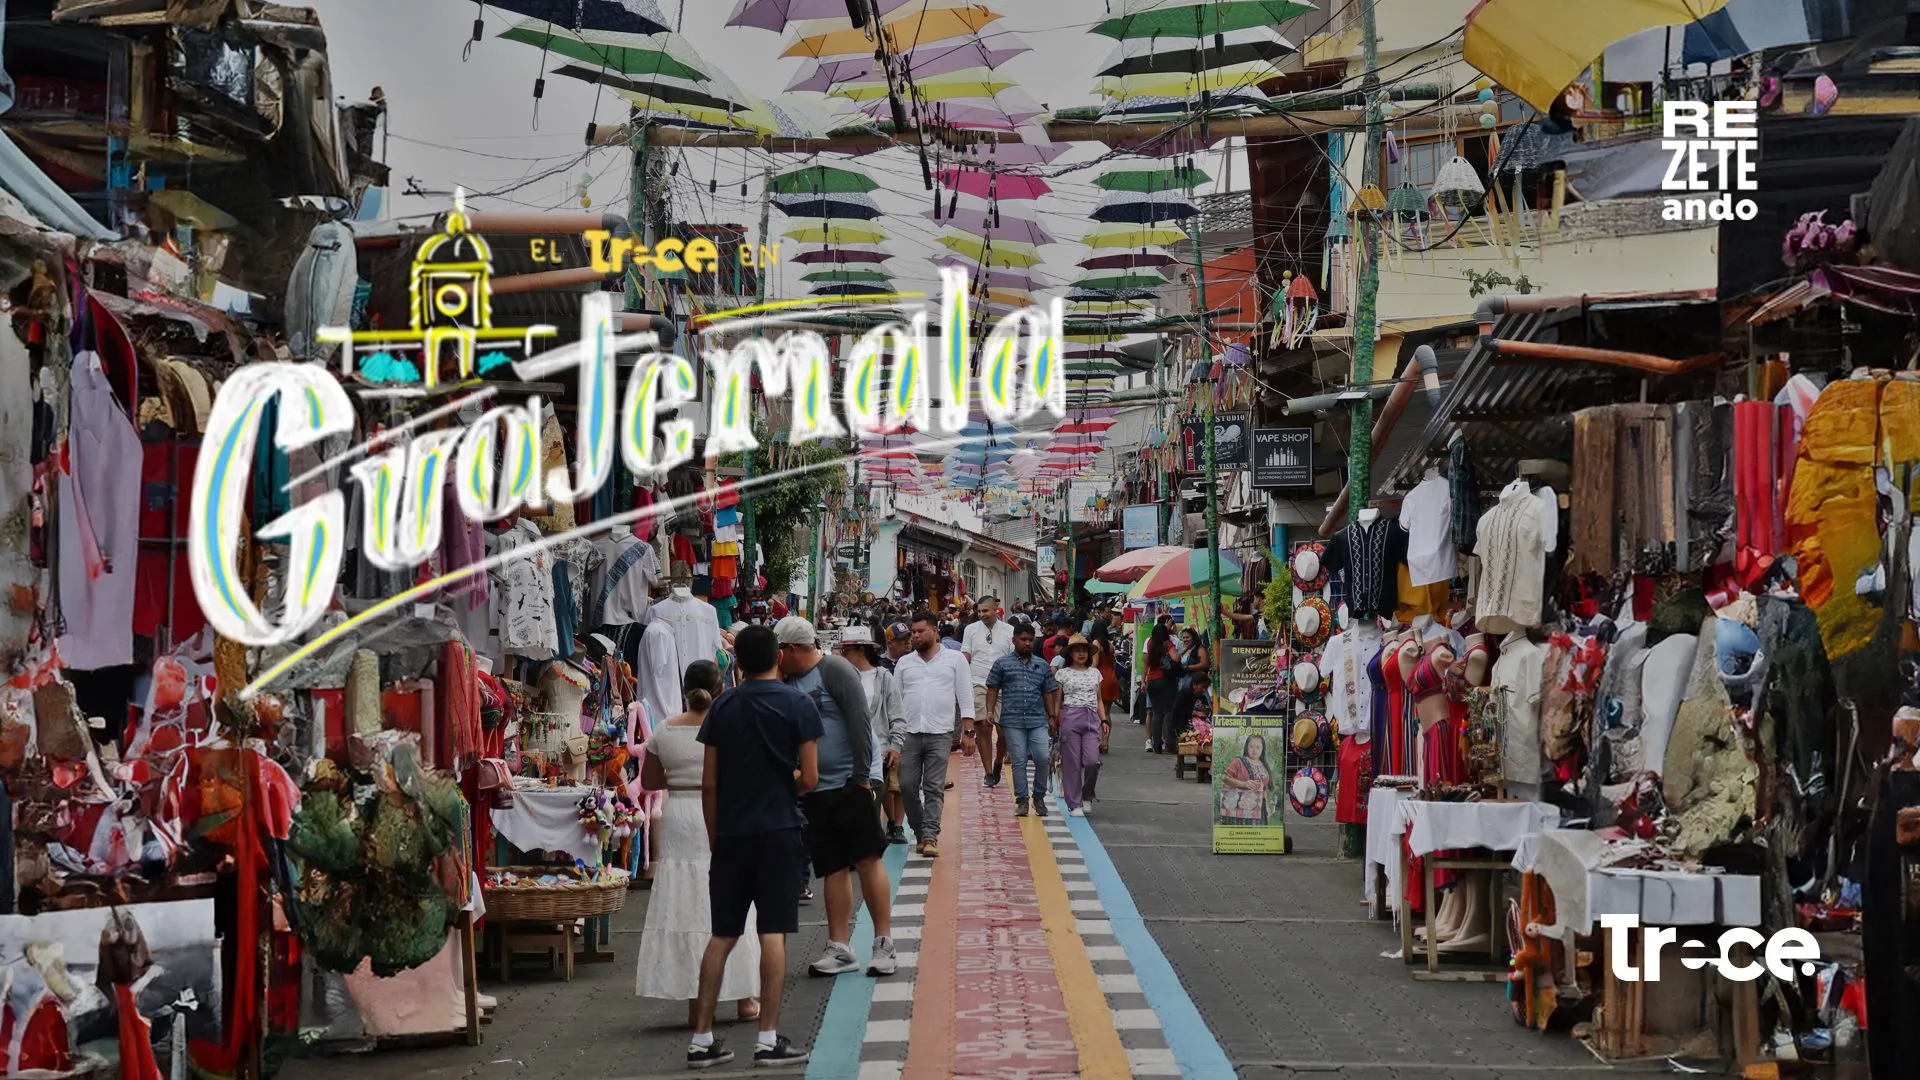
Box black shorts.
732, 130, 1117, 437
710, 827, 806, 938
801, 784, 888, 877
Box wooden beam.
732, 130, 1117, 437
585, 107, 1478, 149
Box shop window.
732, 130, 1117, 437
962, 560, 979, 599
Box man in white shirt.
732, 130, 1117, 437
891, 611, 974, 858
960, 597, 1014, 788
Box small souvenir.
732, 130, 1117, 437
1289, 767, 1330, 817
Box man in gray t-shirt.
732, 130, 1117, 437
775, 617, 899, 979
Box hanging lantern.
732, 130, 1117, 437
1428, 156, 1485, 210
1348, 184, 1387, 214
1276, 269, 1320, 350
1387, 182, 1429, 221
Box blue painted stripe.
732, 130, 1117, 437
806, 837, 910, 1080
1064, 815, 1236, 1080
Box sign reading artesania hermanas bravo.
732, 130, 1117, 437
1251, 428, 1312, 488
1660, 100, 1759, 222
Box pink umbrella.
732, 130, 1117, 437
870, 92, 1046, 131
1093, 545, 1196, 585
937, 167, 1051, 200
921, 208, 1055, 246
1081, 252, 1180, 271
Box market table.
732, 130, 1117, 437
489, 785, 615, 964
1363, 786, 1415, 919
1511, 829, 1765, 1063
1385, 797, 1560, 979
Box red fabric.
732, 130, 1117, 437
115, 983, 164, 1080
436, 643, 480, 771
0, 983, 71, 1074
189, 750, 274, 1077
1334, 734, 1371, 824
310, 688, 346, 757
1381, 649, 1407, 777
671, 534, 696, 571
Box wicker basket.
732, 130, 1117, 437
483, 866, 630, 923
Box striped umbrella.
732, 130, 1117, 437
787, 36, 1029, 91
1093, 0, 1315, 39
770, 164, 877, 194
791, 247, 891, 264
783, 5, 1001, 59
785, 221, 887, 244
490, 0, 671, 35
1093, 164, 1211, 192
772, 192, 883, 220
1090, 190, 1199, 223
1097, 26, 1296, 79
1082, 224, 1187, 248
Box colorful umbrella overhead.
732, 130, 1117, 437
1070, 290, 1158, 303
790, 247, 892, 264
1097, 25, 1296, 78
726, 0, 918, 31
1075, 272, 1168, 290
811, 281, 896, 296
1093, 0, 1315, 39
1127, 548, 1247, 599
1082, 224, 1188, 248
1465, 0, 1730, 111
1093, 164, 1211, 192
937, 167, 1051, 201
783, 5, 1001, 59
936, 233, 1042, 267
772, 192, 884, 219
1100, 88, 1269, 120
920, 208, 1056, 246
490, 0, 671, 36
787, 37, 1029, 91
769, 164, 878, 195
1098, 64, 1286, 102
1090, 190, 1200, 224
785, 221, 888, 244
499, 21, 707, 78
832, 70, 1018, 103
1080, 251, 1180, 270
870, 93, 1046, 130
802, 268, 893, 283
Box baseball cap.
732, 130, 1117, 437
774, 615, 818, 647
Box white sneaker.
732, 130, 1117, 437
867, 937, 897, 976
809, 943, 859, 977
1069, 807, 1087, 818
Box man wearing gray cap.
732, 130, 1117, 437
773, 616, 898, 978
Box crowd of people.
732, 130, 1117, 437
629, 591, 1220, 1069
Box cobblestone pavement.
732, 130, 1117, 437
284, 736, 1658, 1079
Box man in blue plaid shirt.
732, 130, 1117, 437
984, 623, 1060, 817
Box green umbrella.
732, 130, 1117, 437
1067, 359, 1125, 376
499, 22, 710, 80
1086, 577, 1134, 595
770, 164, 878, 195
1093, 164, 1211, 192
1094, 0, 1316, 40
802, 268, 893, 283
1074, 272, 1168, 290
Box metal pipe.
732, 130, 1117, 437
1317, 351, 1426, 538
1487, 338, 1722, 376
489, 267, 610, 295
460, 211, 633, 236
1284, 384, 1393, 415
1413, 343, 1443, 407
1473, 289, 1718, 334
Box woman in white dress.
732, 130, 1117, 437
637, 660, 760, 1024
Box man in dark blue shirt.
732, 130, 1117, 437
689, 625, 821, 1068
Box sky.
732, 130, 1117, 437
304, 0, 1268, 301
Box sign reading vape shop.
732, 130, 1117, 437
1250, 428, 1313, 488
1211, 714, 1287, 854
1121, 504, 1160, 549
1660, 101, 1759, 222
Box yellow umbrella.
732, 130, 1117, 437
1464, 0, 1730, 111
1067, 332, 1125, 343
938, 233, 1043, 268
832, 69, 1015, 102
987, 288, 1036, 308
1082, 224, 1186, 248
783, 5, 1001, 59
785, 222, 888, 244
614, 90, 758, 131
1096, 63, 1278, 101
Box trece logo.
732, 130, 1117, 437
1660, 101, 1760, 223
1599, 914, 1819, 983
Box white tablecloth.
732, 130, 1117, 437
491, 785, 603, 866
1512, 829, 1761, 932
1363, 792, 1558, 912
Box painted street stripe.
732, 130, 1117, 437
1064, 814, 1237, 1080
806, 824, 911, 1080
1020, 815, 1131, 1079
900, 770, 961, 1080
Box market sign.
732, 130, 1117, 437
1121, 504, 1159, 549
1180, 417, 1249, 473
1212, 714, 1288, 855
1217, 639, 1280, 711
1250, 428, 1313, 489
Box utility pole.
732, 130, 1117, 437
626, 114, 648, 311
1346, 0, 1384, 524
741, 164, 772, 591
1190, 207, 1223, 679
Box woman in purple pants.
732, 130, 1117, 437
1054, 636, 1106, 816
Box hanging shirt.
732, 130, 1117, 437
1490, 632, 1546, 791
1473, 487, 1548, 634
960, 618, 1015, 687
1320, 623, 1381, 737
590, 533, 660, 627
496, 521, 559, 660
646, 592, 724, 671
632, 625, 681, 732
1399, 474, 1455, 587
58, 353, 143, 670
1323, 515, 1406, 621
